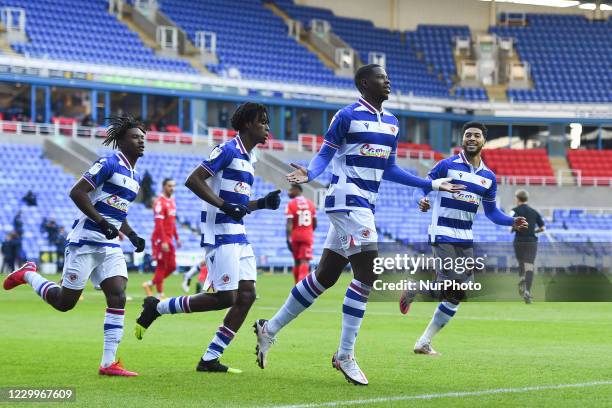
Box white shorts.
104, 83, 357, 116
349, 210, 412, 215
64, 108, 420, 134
204, 243, 257, 291
62, 245, 128, 290
324, 209, 378, 258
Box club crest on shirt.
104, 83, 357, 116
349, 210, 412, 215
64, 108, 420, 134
360, 229, 372, 239
222, 274, 230, 284
234, 181, 251, 195
359, 144, 389, 158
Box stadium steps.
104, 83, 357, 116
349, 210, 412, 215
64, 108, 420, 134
550, 156, 575, 185
453, 52, 476, 86
484, 84, 507, 102
43, 138, 93, 178
0, 28, 19, 56
116, 6, 160, 52
116, 2, 214, 77
263, 1, 339, 71
255, 150, 326, 204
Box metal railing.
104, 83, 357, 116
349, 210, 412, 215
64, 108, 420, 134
0, 120, 200, 144
497, 174, 612, 187
206, 127, 285, 150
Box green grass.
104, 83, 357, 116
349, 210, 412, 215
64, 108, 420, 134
1, 273, 611, 407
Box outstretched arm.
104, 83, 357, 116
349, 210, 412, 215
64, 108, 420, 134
483, 200, 527, 229
383, 152, 464, 193
288, 110, 347, 184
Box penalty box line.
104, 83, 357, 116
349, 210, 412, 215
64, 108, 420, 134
263, 380, 612, 408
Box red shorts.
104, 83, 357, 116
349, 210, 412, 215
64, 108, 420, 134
154, 242, 176, 272
291, 241, 313, 260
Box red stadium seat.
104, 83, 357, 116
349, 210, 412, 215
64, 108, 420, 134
481, 148, 554, 185
567, 149, 612, 184
146, 132, 161, 142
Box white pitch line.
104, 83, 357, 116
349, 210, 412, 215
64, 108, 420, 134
264, 380, 612, 408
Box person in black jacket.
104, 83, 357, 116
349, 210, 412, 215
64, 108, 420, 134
510, 190, 545, 303
1, 232, 20, 273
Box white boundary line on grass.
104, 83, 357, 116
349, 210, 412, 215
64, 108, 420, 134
264, 380, 612, 408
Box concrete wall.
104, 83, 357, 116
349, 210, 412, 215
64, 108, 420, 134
296, 0, 609, 32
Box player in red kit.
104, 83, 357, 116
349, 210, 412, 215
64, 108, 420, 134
143, 178, 180, 298
285, 184, 316, 283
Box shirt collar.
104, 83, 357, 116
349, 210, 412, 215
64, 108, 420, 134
460, 150, 486, 173
116, 151, 133, 171
235, 135, 248, 157
358, 97, 382, 115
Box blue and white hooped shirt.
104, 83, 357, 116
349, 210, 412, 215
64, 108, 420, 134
322, 98, 400, 214
199, 136, 255, 248
426, 151, 497, 244
67, 152, 141, 248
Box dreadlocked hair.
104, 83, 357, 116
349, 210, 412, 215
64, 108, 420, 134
230, 102, 268, 132
103, 115, 145, 149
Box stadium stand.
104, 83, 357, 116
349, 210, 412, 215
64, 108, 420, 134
454, 87, 489, 101
481, 148, 555, 185
491, 14, 612, 103
272, 0, 449, 97
0, 144, 76, 259
1, 0, 197, 73
159, 0, 351, 87
411, 24, 491, 101
2, 142, 612, 265
567, 149, 612, 186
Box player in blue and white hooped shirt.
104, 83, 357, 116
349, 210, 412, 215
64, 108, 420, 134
3, 116, 147, 377
134, 103, 281, 374
253, 64, 465, 385
399, 121, 528, 356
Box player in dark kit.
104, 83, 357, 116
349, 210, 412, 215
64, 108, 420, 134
510, 189, 545, 304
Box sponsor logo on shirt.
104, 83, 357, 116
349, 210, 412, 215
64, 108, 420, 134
105, 195, 129, 213
452, 191, 481, 205
359, 144, 389, 158
234, 181, 251, 195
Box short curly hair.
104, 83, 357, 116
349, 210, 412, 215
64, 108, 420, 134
230, 103, 268, 132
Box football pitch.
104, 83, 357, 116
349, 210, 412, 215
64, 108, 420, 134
1, 273, 611, 407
